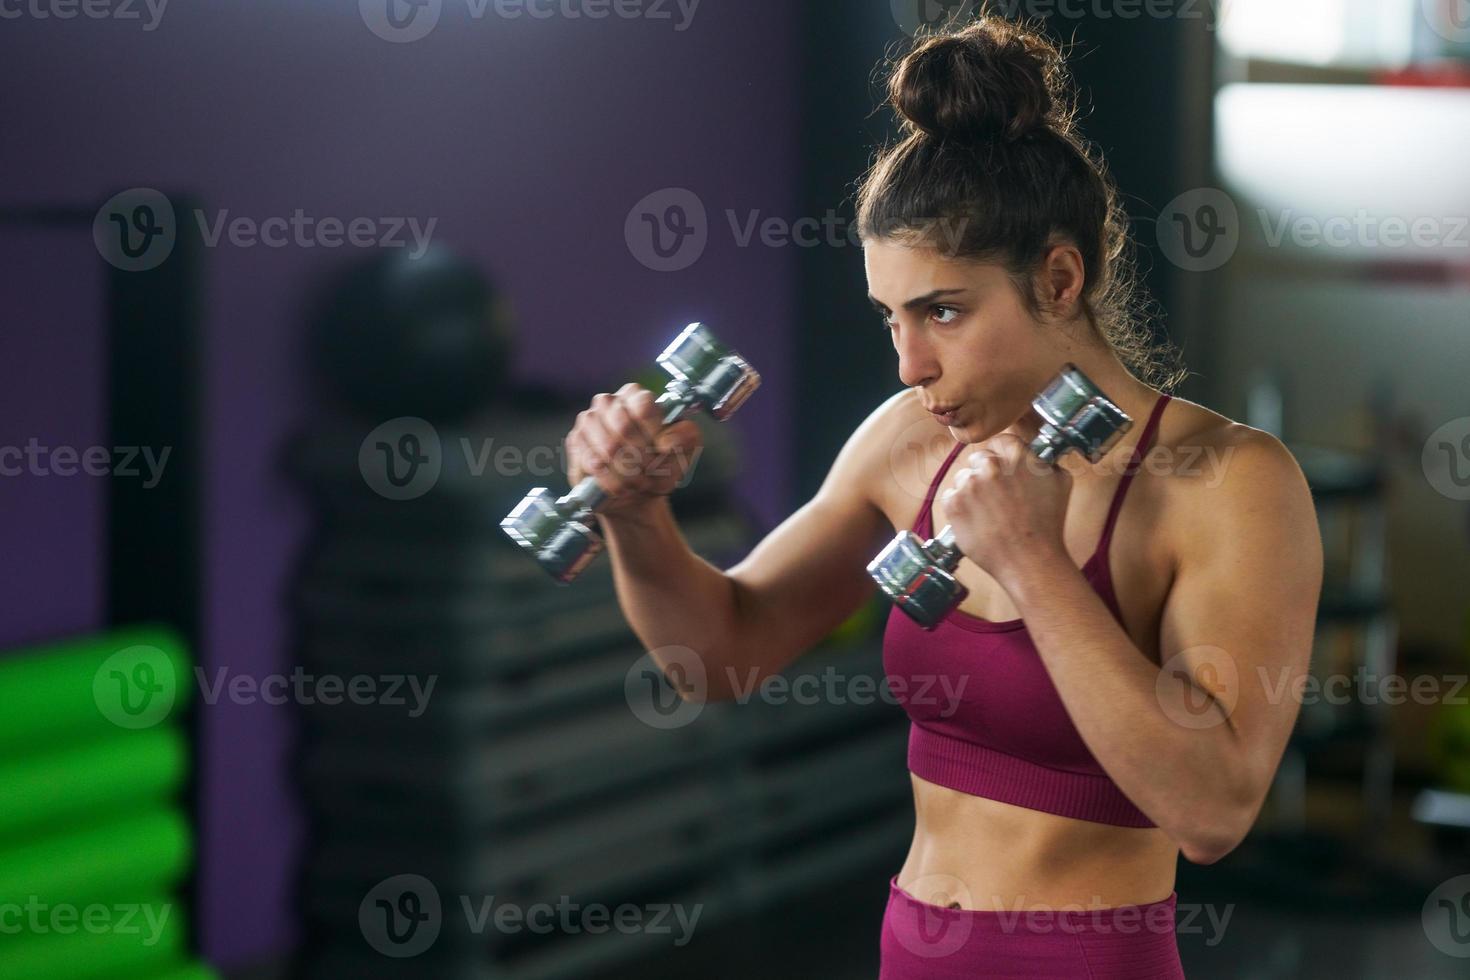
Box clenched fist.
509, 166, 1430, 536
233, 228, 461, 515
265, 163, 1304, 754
939, 432, 1073, 582
564, 382, 703, 517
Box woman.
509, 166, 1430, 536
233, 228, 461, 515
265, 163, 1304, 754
565, 14, 1322, 978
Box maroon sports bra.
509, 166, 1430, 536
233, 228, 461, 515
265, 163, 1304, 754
881, 393, 1172, 828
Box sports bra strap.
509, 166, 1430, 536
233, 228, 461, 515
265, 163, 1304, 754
916, 391, 1172, 545
1095, 392, 1171, 557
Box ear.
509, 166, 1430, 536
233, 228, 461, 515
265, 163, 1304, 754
1037, 241, 1086, 320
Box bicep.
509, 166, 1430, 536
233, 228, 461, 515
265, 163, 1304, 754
726, 401, 906, 674
1156, 433, 1323, 809
727, 487, 892, 670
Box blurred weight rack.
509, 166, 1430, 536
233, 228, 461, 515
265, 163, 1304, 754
283, 403, 909, 979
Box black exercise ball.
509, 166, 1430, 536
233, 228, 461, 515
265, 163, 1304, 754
307, 243, 514, 424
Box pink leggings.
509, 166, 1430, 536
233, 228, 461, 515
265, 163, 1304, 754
880, 875, 1186, 979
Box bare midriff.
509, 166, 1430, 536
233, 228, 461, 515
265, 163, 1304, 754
896, 775, 1180, 911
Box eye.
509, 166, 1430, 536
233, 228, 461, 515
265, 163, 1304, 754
931, 305, 960, 324
876, 309, 895, 330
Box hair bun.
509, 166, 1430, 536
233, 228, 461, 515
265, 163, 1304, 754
889, 19, 1064, 145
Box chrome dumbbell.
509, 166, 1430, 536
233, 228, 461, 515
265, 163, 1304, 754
866, 363, 1134, 630
500, 322, 760, 584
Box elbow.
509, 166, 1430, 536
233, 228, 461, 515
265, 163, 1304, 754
1181, 833, 1239, 866
1178, 794, 1254, 866
655, 648, 758, 705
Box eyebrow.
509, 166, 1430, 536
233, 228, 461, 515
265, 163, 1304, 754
867, 288, 969, 314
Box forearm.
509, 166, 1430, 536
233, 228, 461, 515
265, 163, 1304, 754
598, 497, 748, 701
1000, 551, 1249, 859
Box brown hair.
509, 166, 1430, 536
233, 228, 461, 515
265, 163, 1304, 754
856, 12, 1187, 392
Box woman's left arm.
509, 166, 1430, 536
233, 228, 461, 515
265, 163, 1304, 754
996, 429, 1322, 865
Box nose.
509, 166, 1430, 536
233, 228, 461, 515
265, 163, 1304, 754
894, 322, 939, 390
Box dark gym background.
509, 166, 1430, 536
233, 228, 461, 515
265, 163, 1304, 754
2, 1, 1469, 978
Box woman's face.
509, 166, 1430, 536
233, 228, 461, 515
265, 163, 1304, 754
864, 238, 1054, 439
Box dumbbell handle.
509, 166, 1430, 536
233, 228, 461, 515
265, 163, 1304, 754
920, 425, 1077, 568
557, 389, 695, 518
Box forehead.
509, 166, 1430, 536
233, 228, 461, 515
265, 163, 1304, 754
863, 240, 1000, 300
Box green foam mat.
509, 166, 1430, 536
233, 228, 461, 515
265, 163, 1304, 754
150, 964, 221, 980
0, 808, 192, 908
0, 894, 184, 978
0, 727, 188, 841
0, 625, 192, 751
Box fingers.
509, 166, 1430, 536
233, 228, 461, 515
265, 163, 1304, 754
577, 408, 653, 494
616, 383, 668, 446
566, 385, 686, 497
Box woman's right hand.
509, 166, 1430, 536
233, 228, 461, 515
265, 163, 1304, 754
564, 382, 704, 517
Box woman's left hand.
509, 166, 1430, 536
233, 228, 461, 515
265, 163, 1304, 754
939, 433, 1073, 584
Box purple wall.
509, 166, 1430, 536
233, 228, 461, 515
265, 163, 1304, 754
0, 1, 796, 968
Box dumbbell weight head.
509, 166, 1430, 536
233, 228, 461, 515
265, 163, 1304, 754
867, 363, 1133, 629
1031, 363, 1134, 465
499, 485, 607, 584
656, 321, 761, 422
866, 529, 971, 631
500, 323, 760, 583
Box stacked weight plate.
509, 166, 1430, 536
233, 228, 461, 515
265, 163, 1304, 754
0, 626, 217, 980
286, 406, 912, 979
286, 407, 760, 979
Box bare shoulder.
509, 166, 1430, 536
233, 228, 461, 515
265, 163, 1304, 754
847, 387, 950, 528
1153, 396, 1318, 566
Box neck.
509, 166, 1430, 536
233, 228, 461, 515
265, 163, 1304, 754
1005, 340, 1160, 482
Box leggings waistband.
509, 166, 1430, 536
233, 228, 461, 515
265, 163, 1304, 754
888, 875, 1179, 936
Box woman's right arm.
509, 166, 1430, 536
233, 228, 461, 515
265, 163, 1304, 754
585, 388, 909, 701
